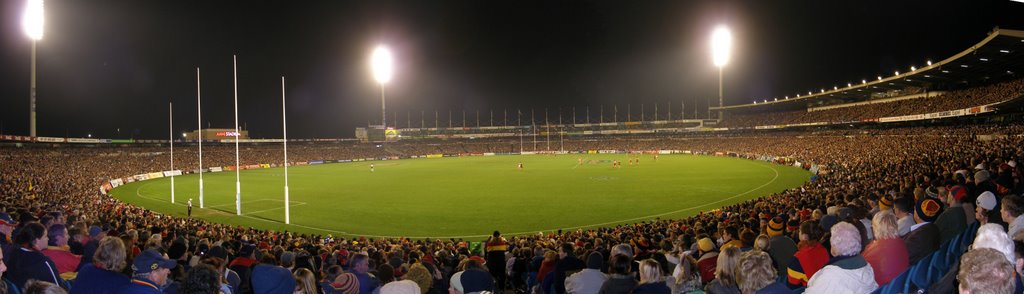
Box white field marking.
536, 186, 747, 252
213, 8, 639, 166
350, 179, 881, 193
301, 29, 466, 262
128, 155, 790, 239
243, 202, 308, 215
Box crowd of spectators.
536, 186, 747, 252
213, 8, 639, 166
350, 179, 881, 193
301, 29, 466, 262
720, 78, 1024, 128
1, 121, 1024, 293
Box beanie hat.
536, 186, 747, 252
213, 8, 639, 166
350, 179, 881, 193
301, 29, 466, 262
168, 241, 188, 260
586, 251, 604, 270
460, 269, 494, 293
251, 264, 297, 294
786, 219, 800, 233
878, 195, 894, 210
380, 280, 420, 294
915, 197, 943, 223
975, 170, 991, 184
333, 273, 360, 294
766, 216, 785, 236
977, 191, 998, 211
948, 185, 967, 202
697, 238, 716, 252
208, 246, 228, 260
819, 215, 838, 232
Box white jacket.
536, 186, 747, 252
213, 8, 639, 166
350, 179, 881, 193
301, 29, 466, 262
806, 256, 878, 294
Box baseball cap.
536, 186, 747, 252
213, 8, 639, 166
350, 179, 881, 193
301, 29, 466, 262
132, 249, 177, 274
0, 212, 17, 226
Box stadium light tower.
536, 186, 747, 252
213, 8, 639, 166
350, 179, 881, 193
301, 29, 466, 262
371, 45, 393, 128
711, 25, 731, 120
23, 0, 43, 137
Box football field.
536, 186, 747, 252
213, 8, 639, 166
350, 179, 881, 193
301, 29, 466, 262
109, 154, 813, 238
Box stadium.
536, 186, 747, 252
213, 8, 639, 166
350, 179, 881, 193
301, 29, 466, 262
2, 2, 1024, 294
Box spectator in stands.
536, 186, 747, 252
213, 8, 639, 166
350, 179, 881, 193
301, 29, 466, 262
78, 226, 105, 271
553, 243, 585, 294
977, 191, 1008, 229
0, 213, 16, 248
665, 255, 701, 294
752, 235, 769, 252
228, 243, 258, 293
903, 197, 942, 264
598, 254, 635, 294
180, 264, 221, 294
694, 238, 718, 285
40, 224, 79, 277
703, 247, 740, 294
0, 245, 8, 293
350, 253, 380, 294
117, 249, 176, 294
537, 250, 558, 292
634, 259, 669, 294
294, 268, 318, 294
861, 210, 908, 286
785, 221, 828, 288
719, 226, 741, 250
806, 222, 877, 293
931, 223, 1017, 293
70, 237, 130, 294
958, 248, 1016, 294
893, 197, 915, 237
737, 250, 787, 293
251, 257, 297, 294
404, 263, 432, 294
6, 222, 65, 290
23, 280, 65, 294
198, 257, 233, 294
935, 185, 968, 243
1002, 194, 1024, 237
765, 216, 796, 278
566, 252, 606, 294
484, 231, 508, 291
380, 280, 420, 294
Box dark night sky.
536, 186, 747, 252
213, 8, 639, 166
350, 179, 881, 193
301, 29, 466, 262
1, 0, 1022, 139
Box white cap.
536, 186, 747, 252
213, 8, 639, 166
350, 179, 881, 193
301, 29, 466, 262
1009, 161, 1017, 168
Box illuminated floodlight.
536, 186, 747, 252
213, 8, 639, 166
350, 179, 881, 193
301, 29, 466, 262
862, 79, 866, 84
847, 83, 852, 87
877, 76, 882, 81
895, 71, 900, 76
371, 45, 393, 84
927, 60, 932, 66
785, 96, 789, 99
711, 26, 732, 67
911, 66, 916, 71
808, 91, 812, 95
23, 0, 43, 40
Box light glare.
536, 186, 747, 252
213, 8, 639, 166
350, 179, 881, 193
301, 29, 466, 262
711, 26, 732, 67
22, 0, 44, 40
371, 45, 393, 84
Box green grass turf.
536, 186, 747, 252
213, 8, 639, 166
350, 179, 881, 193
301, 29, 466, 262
110, 154, 812, 238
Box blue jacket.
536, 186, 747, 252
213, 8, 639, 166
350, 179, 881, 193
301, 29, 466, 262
354, 271, 379, 294
633, 282, 670, 294
116, 278, 163, 294
5, 246, 64, 290
70, 263, 130, 294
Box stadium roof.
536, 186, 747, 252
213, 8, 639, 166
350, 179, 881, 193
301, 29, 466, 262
714, 27, 1024, 112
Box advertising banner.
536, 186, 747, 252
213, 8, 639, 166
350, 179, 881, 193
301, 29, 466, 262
36, 137, 66, 143
426, 154, 444, 158
162, 170, 182, 177
147, 172, 164, 179
68, 138, 103, 143
209, 167, 223, 172
110, 178, 124, 188
309, 160, 324, 165
134, 174, 149, 181
260, 164, 271, 169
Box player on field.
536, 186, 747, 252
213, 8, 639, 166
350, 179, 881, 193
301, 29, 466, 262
370, 163, 375, 172
518, 162, 524, 170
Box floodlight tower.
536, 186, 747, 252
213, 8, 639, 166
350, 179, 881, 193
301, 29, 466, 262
711, 25, 732, 120
23, 0, 43, 137
372, 45, 394, 128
